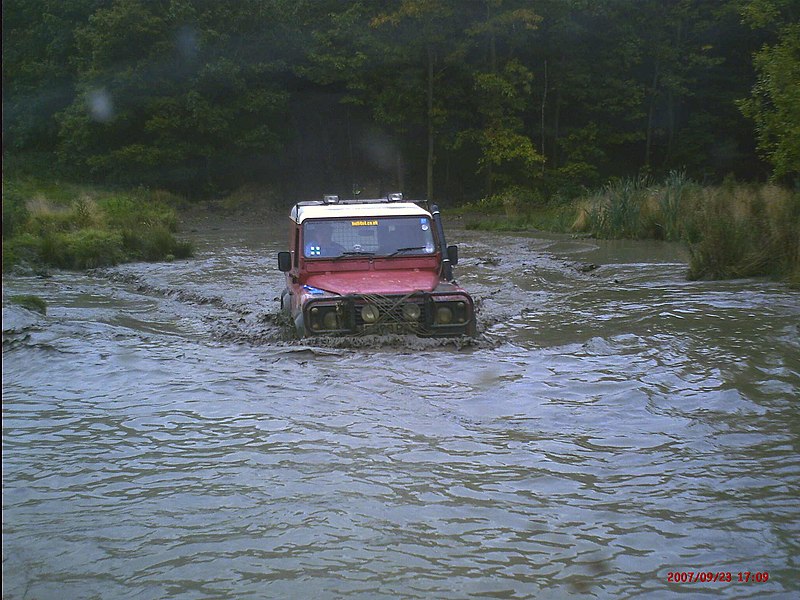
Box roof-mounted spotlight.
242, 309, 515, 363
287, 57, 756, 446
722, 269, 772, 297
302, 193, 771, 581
323, 194, 339, 204
388, 192, 403, 202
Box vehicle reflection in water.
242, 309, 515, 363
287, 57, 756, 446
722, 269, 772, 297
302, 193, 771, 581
3, 218, 799, 599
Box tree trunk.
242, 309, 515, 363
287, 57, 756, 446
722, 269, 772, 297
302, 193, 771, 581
485, 8, 496, 198
553, 53, 564, 169
346, 106, 354, 190
666, 89, 675, 166
645, 61, 659, 169
541, 59, 547, 175
427, 43, 435, 201
396, 151, 405, 193
665, 21, 683, 165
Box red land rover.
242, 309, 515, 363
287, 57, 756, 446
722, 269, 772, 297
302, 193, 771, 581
277, 193, 475, 337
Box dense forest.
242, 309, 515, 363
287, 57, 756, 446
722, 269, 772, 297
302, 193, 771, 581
3, 0, 799, 203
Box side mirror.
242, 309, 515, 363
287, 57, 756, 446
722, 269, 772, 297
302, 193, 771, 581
277, 251, 292, 272
446, 245, 459, 266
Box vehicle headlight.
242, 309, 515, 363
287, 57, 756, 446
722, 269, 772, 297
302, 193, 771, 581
431, 300, 471, 326
323, 311, 339, 329
309, 305, 341, 331
455, 301, 466, 323
436, 306, 453, 324
361, 304, 380, 323
402, 303, 421, 321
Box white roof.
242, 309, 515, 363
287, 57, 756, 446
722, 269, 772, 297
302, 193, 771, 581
291, 201, 431, 223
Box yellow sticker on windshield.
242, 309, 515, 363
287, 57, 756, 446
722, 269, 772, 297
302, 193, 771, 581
351, 220, 378, 226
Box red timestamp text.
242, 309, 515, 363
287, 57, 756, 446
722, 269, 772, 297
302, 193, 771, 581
667, 571, 769, 583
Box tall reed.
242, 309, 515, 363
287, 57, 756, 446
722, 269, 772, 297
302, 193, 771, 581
687, 184, 799, 281
658, 171, 695, 241
586, 176, 650, 239
573, 174, 798, 282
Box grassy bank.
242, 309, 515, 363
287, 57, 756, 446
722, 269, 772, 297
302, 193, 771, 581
9, 294, 47, 314
3, 177, 193, 272
464, 175, 800, 284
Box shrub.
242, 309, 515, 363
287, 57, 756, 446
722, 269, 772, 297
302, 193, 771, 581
98, 195, 177, 232
2, 185, 30, 237
62, 229, 124, 269
472, 186, 543, 217
121, 226, 193, 262
37, 229, 123, 269
25, 205, 77, 236
9, 295, 47, 315
38, 233, 69, 268
172, 238, 194, 260
71, 195, 102, 228
687, 190, 754, 279
760, 186, 799, 280
3, 176, 192, 270
139, 226, 185, 261
3, 234, 41, 271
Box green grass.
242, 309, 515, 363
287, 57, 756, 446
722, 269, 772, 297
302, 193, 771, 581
8, 294, 47, 315
460, 186, 579, 233
3, 176, 193, 272
465, 204, 577, 233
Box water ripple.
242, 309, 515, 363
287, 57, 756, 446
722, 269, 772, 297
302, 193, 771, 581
3, 225, 799, 599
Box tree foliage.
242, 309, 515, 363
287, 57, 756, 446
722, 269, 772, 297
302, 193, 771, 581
3, 0, 796, 198
738, 1, 800, 182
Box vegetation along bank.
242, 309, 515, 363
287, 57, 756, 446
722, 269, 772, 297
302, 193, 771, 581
3, 1, 798, 282
3, 177, 193, 273
464, 174, 800, 285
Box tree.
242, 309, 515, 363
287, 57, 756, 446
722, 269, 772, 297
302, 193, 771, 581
2, 0, 98, 152
739, 0, 800, 181
458, 1, 543, 196
633, 1, 724, 170
526, 0, 646, 190
4, 0, 791, 197
369, 0, 467, 201
56, 0, 292, 191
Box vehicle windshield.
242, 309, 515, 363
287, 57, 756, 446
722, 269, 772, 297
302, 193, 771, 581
303, 216, 436, 259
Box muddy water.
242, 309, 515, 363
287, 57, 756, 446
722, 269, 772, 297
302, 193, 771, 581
3, 216, 799, 599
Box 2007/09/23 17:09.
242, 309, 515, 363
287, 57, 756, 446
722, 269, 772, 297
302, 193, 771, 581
667, 571, 769, 583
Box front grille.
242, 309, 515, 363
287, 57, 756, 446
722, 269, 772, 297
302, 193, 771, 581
350, 293, 426, 335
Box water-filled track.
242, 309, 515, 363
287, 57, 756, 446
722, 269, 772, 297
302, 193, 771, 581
3, 218, 799, 599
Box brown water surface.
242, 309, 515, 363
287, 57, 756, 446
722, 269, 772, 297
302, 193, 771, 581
3, 218, 799, 599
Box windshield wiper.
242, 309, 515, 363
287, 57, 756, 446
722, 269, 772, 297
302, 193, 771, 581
386, 246, 427, 257
333, 251, 375, 261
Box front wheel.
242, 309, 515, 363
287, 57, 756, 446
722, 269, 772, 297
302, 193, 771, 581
280, 288, 292, 314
